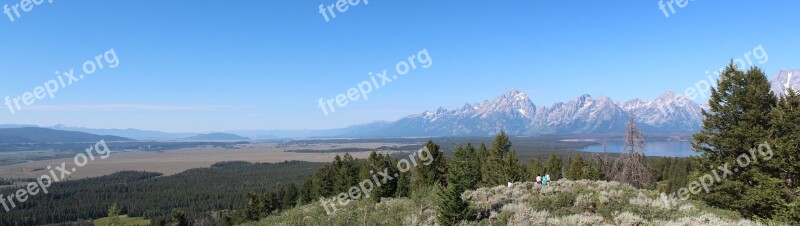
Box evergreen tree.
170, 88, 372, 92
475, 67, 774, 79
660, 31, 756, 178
436, 185, 471, 226
243, 193, 260, 221
413, 140, 448, 191
482, 131, 520, 185
336, 153, 359, 193
312, 165, 336, 198
107, 203, 121, 226
170, 209, 190, 226
447, 144, 481, 192
566, 154, 586, 180
545, 153, 563, 180
585, 162, 602, 180
692, 63, 779, 218
361, 152, 398, 202
476, 142, 489, 185
769, 89, 800, 223
503, 150, 525, 182
528, 158, 545, 181
298, 178, 313, 204
491, 131, 512, 156
282, 183, 298, 209
395, 161, 412, 198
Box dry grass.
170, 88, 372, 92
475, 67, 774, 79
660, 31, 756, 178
243, 180, 776, 226
0, 142, 403, 180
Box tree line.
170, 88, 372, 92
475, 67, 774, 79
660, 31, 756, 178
233, 129, 697, 225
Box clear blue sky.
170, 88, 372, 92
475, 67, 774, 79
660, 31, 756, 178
1, 1, 798, 132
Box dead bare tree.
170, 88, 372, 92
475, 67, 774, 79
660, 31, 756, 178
593, 143, 616, 181
614, 117, 652, 188
592, 117, 653, 188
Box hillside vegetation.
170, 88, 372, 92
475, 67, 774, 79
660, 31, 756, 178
244, 180, 763, 226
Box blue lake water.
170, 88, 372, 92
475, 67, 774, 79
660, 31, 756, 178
579, 141, 697, 157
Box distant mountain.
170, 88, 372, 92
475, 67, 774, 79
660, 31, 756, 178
50, 124, 197, 141
621, 91, 703, 133
343, 89, 704, 137
0, 127, 133, 143
16, 69, 800, 139
0, 124, 38, 129
184, 133, 250, 141
770, 69, 800, 96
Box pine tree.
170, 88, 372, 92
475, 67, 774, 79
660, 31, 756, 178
482, 131, 520, 185
447, 144, 481, 192
312, 165, 336, 198
336, 153, 359, 193
107, 203, 121, 226
769, 89, 800, 223
243, 193, 260, 221
360, 152, 398, 202
491, 131, 512, 156
436, 185, 471, 226
282, 183, 298, 209
503, 150, 525, 182
528, 158, 544, 181
395, 162, 411, 197
545, 153, 563, 180
566, 154, 586, 180
170, 209, 190, 226
298, 178, 313, 204
413, 140, 448, 191
692, 63, 778, 218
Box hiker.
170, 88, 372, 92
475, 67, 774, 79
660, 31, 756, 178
543, 174, 550, 185
536, 176, 542, 184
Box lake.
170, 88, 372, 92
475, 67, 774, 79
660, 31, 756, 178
579, 140, 697, 157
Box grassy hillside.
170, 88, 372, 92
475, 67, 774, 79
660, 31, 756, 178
243, 180, 771, 226
93, 215, 150, 226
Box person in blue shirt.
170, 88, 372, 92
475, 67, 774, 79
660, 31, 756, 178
542, 174, 550, 185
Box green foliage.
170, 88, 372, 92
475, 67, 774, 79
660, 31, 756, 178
0, 161, 322, 226
447, 144, 481, 192
298, 178, 314, 205
94, 215, 150, 226
436, 185, 472, 226
170, 209, 190, 226
413, 140, 448, 190
693, 63, 799, 224
545, 153, 563, 180
527, 158, 545, 181
566, 154, 603, 180
361, 152, 399, 202
481, 131, 524, 185
107, 203, 122, 226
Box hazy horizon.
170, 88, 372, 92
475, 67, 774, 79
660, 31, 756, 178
2, 1, 798, 132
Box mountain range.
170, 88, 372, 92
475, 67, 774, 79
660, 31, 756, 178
4, 70, 796, 139
0, 127, 132, 143
340, 89, 703, 137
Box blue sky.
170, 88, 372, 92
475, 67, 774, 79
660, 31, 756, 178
0, 1, 798, 132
